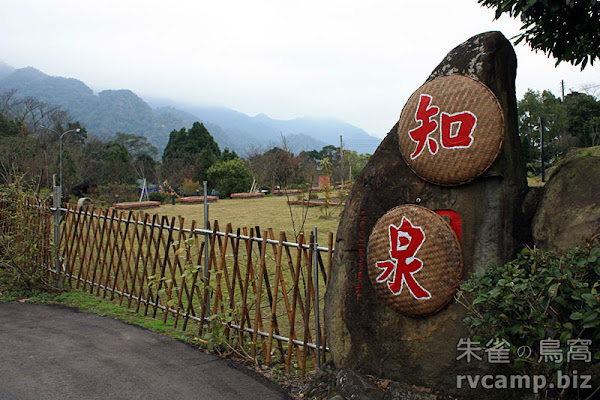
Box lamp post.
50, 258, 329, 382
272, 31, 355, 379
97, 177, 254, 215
41, 126, 81, 192
41, 125, 80, 286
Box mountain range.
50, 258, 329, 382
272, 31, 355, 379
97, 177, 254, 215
0, 62, 382, 156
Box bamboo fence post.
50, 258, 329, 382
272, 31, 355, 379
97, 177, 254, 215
89, 208, 110, 294
118, 211, 139, 305
101, 209, 122, 298
111, 211, 132, 301
153, 216, 176, 320
266, 232, 284, 365
75, 206, 96, 289
129, 213, 149, 309
251, 231, 268, 360
141, 214, 159, 315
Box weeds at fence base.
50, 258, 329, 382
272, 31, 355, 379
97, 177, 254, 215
0, 186, 55, 292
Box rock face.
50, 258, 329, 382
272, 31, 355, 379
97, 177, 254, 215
324, 32, 529, 396
533, 147, 600, 250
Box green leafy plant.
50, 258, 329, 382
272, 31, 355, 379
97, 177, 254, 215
0, 182, 56, 292
147, 238, 252, 362
478, 0, 599, 69
148, 192, 168, 204
200, 307, 239, 353
206, 158, 253, 198
457, 245, 600, 395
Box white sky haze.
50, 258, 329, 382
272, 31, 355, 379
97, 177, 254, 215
1, 0, 598, 138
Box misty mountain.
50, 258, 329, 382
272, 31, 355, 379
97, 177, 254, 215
0, 64, 381, 155
0, 61, 15, 81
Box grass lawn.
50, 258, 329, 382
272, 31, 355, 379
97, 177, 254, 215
149, 195, 343, 241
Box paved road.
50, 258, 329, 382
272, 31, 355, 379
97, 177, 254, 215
0, 302, 291, 400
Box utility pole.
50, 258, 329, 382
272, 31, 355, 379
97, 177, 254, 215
340, 135, 343, 191
540, 117, 545, 183
561, 80, 565, 102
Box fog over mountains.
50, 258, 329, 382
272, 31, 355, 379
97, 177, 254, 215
0, 62, 382, 156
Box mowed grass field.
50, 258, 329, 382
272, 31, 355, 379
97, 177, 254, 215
150, 194, 343, 241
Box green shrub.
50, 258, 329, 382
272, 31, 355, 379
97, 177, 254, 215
0, 186, 55, 292
148, 192, 168, 204
206, 159, 253, 198
458, 246, 600, 380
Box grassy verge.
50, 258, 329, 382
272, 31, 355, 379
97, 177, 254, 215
0, 285, 198, 345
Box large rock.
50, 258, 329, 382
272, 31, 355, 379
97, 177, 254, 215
324, 32, 529, 396
533, 147, 600, 250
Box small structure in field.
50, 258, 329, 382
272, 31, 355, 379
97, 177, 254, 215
230, 192, 265, 199
113, 201, 161, 210
179, 196, 219, 204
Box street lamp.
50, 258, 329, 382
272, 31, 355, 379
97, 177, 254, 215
41, 126, 81, 191
40, 125, 80, 287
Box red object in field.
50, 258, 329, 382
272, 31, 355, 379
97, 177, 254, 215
318, 175, 331, 187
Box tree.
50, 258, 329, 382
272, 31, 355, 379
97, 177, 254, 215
478, 0, 600, 68
115, 132, 159, 183
517, 89, 600, 176
104, 141, 135, 185
162, 122, 221, 187
564, 92, 600, 147
207, 158, 253, 198
221, 148, 239, 162
517, 89, 567, 171
59, 147, 80, 195
0, 114, 35, 186
247, 146, 302, 191
78, 137, 108, 192
343, 150, 371, 180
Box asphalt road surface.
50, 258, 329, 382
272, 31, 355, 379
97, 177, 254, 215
0, 302, 291, 399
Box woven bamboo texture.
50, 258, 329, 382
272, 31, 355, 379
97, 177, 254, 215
397, 74, 504, 185
367, 205, 463, 316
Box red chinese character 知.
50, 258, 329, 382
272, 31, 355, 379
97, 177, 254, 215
375, 217, 431, 299
440, 111, 477, 148
408, 94, 478, 159
408, 94, 439, 160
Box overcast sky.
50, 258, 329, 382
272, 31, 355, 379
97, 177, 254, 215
1, 0, 598, 138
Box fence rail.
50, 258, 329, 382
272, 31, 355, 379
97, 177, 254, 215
0, 195, 333, 374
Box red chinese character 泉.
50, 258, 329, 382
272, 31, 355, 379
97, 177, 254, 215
408, 94, 439, 160
375, 217, 431, 299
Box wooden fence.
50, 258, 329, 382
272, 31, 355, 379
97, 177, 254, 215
0, 195, 334, 374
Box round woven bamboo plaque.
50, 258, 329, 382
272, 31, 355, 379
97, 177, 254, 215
367, 205, 463, 316
397, 75, 504, 185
